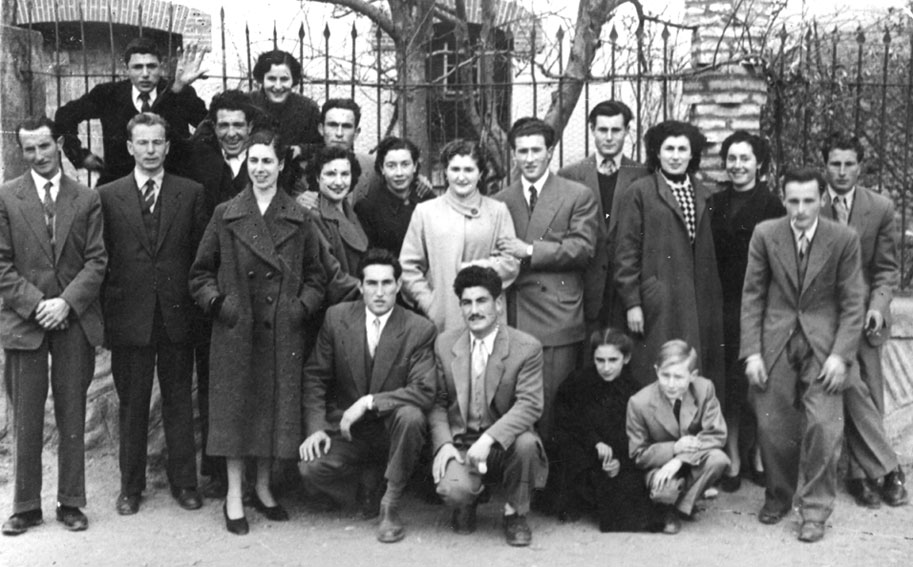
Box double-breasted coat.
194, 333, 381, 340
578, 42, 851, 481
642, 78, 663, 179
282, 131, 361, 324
614, 172, 725, 392
190, 188, 326, 459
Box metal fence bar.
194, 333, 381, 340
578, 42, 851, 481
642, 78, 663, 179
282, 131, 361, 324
530, 25, 537, 117
107, 1, 116, 80
79, 0, 92, 186
376, 27, 382, 143
854, 26, 865, 135
635, 19, 643, 162
903, 31, 913, 289
878, 27, 890, 192
246, 23, 252, 91
324, 24, 330, 98
53, 0, 61, 110
299, 24, 305, 94
138, 2, 143, 37
351, 23, 357, 100
661, 25, 669, 122
610, 26, 617, 99
801, 27, 811, 162
220, 7, 227, 90
557, 27, 564, 167
167, 3, 174, 69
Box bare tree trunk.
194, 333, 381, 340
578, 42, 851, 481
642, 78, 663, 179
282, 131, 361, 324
390, 0, 436, 157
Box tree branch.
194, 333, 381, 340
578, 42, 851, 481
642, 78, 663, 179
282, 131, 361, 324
309, 0, 398, 40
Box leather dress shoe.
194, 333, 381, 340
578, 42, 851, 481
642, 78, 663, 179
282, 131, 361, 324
451, 504, 477, 535
502, 514, 532, 547
172, 487, 203, 511
847, 478, 881, 509
200, 477, 227, 499
798, 521, 825, 543
757, 504, 788, 525
376, 503, 405, 543
223, 503, 249, 535
881, 467, 909, 507
252, 493, 289, 521
2, 510, 43, 536
662, 509, 681, 535
116, 493, 141, 515
357, 483, 382, 520
720, 474, 742, 493
56, 506, 88, 531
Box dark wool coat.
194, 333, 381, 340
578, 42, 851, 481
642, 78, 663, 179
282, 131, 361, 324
190, 188, 326, 459
614, 172, 725, 395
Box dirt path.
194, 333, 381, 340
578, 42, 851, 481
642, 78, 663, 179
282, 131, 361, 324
1, 449, 911, 567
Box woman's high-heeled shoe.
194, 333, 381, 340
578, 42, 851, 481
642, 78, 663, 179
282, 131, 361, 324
251, 493, 289, 522
223, 502, 249, 535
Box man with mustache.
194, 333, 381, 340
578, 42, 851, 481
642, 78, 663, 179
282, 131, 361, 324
54, 37, 207, 186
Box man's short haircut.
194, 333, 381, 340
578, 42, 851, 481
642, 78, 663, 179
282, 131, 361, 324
453, 265, 502, 300
304, 145, 362, 193
439, 139, 489, 187
208, 90, 256, 123
782, 166, 827, 196
15, 115, 57, 147
644, 120, 708, 174
821, 131, 865, 163
252, 50, 302, 86
719, 130, 770, 178
654, 339, 698, 371
320, 98, 362, 128
588, 100, 633, 128
126, 112, 169, 139
357, 248, 402, 281
123, 37, 162, 64
508, 117, 556, 149
588, 326, 634, 357
375, 136, 421, 174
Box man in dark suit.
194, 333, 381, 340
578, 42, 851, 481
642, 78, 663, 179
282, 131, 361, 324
558, 100, 648, 327
431, 266, 547, 547
741, 167, 865, 542
821, 133, 907, 508
54, 37, 208, 185
97, 112, 206, 516
0, 116, 107, 535
494, 117, 599, 444
299, 249, 437, 544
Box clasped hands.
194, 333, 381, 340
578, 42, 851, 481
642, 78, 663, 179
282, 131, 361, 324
595, 442, 620, 477
432, 434, 494, 483
35, 298, 70, 331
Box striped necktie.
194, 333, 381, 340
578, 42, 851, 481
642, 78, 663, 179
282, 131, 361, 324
42, 181, 55, 243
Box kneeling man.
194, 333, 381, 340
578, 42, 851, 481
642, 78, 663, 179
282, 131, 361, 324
299, 248, 437, 543
431, 266, 548, 547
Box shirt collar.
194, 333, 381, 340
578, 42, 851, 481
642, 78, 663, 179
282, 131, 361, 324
597, 152, 623, 171
791, 217, 819, 243
134, 168, 165, 192
522, 171, 549, 206
470, 326, 499, 354
827, 186, 855, 211
30, 169, 62, 195
365, 306, 394, 332
222, 149, 247, 177
132, 85, 158, 110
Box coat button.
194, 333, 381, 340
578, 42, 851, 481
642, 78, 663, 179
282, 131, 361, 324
266, 296, 274, 304
265, 271, 274, 279
247, 271, 255, 279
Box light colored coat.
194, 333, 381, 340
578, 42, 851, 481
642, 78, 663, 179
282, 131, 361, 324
400, 195, 519, 332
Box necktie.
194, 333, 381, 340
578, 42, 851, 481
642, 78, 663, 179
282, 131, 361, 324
797, 232, 808, 260
139, 92, 151, 113
142, 179, 156, 213
528, 186, 538, 215
42, 181, 55, 243
472, 339, 488, 380
598, 158, 617, 176
834, 196, 849, 225
368, 318, 381, 358
673, 399, 682, 423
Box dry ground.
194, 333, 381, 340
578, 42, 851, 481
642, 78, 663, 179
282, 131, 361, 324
0, 447, 911, 567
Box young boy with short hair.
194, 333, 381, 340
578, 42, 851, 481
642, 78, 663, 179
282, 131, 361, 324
626, 339, 730, 534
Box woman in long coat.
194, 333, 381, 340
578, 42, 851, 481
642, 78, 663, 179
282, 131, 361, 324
399, 139, 519, 332
708, 131, 785, 490
614, 120, 724, 392
190, 130, 325, 534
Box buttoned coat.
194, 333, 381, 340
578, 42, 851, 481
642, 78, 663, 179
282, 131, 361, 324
189, 188, 325, 458
0, 173, 106, 349
625, 377, 727, 470
558, 155, 649, 326
614, 172, 725, 390
98, 173, 206, 346
739, 216, 865, 370
302, 301, 437, 435
494, 173, 599, 346
307, 196, 368, 277
430, 327, 545, 463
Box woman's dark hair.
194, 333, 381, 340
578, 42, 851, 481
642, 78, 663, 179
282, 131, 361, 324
720, 130, 770, 179
304, 145, 362, 194
588, 326, 634, 357
252, 50, 302, 86
247, 129, 287, 160
375, 136, 421, 174
439, 139, 489, 188
644, 120, 708, 174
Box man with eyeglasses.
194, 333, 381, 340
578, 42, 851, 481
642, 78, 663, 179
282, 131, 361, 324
97, 112, 207, 517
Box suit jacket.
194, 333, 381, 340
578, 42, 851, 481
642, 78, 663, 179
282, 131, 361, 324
0, 172, 107, 349
559, 155, 649, 325
625, 377, 727, 469
302, 301, 438, 435
98, 172, 206, 346
740, 216, 865, 369
822, 187, 898, 339
430, 326, 544, 453
55, 79, 207, 185
494, 173, 599, 346
184, 139, 248, 220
